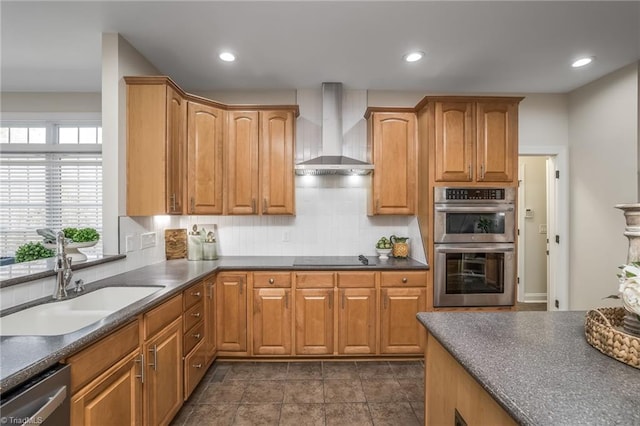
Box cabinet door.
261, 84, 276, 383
227, 111, 260, 214
380, 287, 426, 354
166, 85, 186, 214
370, 112, 417, 215
260, 110, 295, 215
338, 288, 376, 354
216, 273, 248, 352
475, 101, 517, 182
204, 278, 217, 364
295, 288, 334, 355
70, 350, 142, 426
253, 288, 292, 355
434, 101, 474, 182
187, 101, 224, 214
144, 317, 183, 426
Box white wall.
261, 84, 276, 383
0, 92, 101, 112
519, 94, 569, 148
568, 62, 639, 310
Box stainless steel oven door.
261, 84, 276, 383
434, 204, 515, 243
434, 243, 515, 307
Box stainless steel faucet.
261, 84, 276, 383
53, 231, 73, 299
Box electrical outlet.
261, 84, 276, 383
125, 235, 134, 252
140, 232, 156, 249
283, 230, 290, 242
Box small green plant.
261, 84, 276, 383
15, 242, 54, 263
62, 227, 99, 242
476, 217, 492, 233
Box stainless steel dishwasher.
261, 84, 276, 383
1, 364, 70, 425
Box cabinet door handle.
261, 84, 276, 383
148, 345, 157, 371
190, 197, 195, 213
135, 353, 144, 383
192, 333, 201, 340
192, 363, 203, 369
402, 277, 408, 283
284, 292, 289, 309
252, 198, 256, 214
169, 193, 176, 212
268, 278, 275, 284
468, 164, 472, 178
190, 312, 201, 318
341, 292, 346, 309
263, 198, 267, 214
191, 291, 201, 298
480, 163, 485, 180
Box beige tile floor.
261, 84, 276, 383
171, 360, 425, 426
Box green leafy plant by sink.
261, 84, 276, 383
15, 242, 55, 263
63, 227, 100, 242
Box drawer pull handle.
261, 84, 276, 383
193, 333, 201, 340
135, 353, 144, 383
191, 312, 201, 318
149, 345, 157, 371
192, 363, 203, 369
191, 291, 201, 297
269, 278, 275, 284
402, 277, 408, 283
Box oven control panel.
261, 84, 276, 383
445, 188, 506, 200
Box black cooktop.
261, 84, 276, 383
293, 255, 376, 266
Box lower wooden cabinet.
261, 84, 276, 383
338, 288, 376, 354
426, 333, 516, 425
380, 287, 426, 354
217, 273, 248, 352
184, 340, 207, 399
70, 349, 143, 426
143, 316, 183, 426
295, 288, 334, 355
204, 277, 217, 364
253, 288, 292, 355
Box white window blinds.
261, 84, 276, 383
0, 122, 102, 258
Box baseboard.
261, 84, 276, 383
523, 292, 547, 303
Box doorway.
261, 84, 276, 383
518, 147, 569, 311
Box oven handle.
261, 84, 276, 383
435, 205, 514, 213
435, 245, 514, 254
24, 385, 67, 425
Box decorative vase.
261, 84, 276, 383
44, 241, 97, 262
615, 203, 640, 336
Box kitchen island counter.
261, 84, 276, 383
417, 311, 640, 425
1, 256, 427, 393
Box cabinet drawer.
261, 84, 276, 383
254, 272, 292, 288
184, 321, 205, 355
144, 294, 183, 339
380, 271, 427, 287
66, 320, 139, 394
295, 272, 335, 288
337, 272, 376, 288
183, 281, 205, 310
184, 340, 207, 400
183, 300, 204, 332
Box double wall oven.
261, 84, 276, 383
433, 187, 516, 307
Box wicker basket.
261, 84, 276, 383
584, 307, 640, 369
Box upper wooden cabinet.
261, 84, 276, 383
420, 96, 523, 185
226, 110, 295, 215
365, 110, 417, 215
187, 101, 224, 214
126, 78, 187, 216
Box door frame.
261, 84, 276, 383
519, 146, 569, 311
517, 162, 526, 303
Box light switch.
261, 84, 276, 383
539, 224, 547, 234
125, 235, 134, 252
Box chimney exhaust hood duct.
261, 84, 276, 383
294, 83, 374, 176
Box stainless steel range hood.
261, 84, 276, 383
295, 83, 374, 176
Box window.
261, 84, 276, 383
0, 121, 102, 259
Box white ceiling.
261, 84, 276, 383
1, 1, 639, 94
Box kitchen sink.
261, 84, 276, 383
0, 286, 163, 336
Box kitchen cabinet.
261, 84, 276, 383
337, 272, 377, 355
217, 273, 248, 353
226, 109, 295, 215
204, 275, 217, 365
68, 321, 142, 426
187, 100, 225, 214
421, 96, 522, 184
380, 271, 427, 354
365, 109, 417, 215
252, 272, 292, 355
295, 271, 335, 355
126, 77, 187, 216
182, 281, 206, 400
142, 296, 183, 426
426, 333, 516, 425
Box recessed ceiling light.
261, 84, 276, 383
403, 51, 424, 63
572, 56, 594, 68
219, 52, 236, 62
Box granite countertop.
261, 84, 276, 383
1, 255, 427, 393
417, 311, 640, 426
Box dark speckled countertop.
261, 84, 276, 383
417, 311, 640, 426
1, 256, 427, 394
